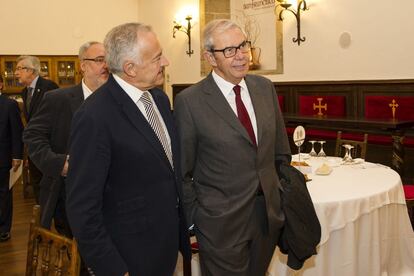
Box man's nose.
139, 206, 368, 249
161, 55, 170, 67
234, 48, 246, 59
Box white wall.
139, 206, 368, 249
278, 0, 414, 81
2, 0, 414, 97
0, 0, 139, 55
137, 0, 201, 97
137, 0, 414, 94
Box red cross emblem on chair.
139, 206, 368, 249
313, 98, 327, 116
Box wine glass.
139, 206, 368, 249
308, 140, 317, 157
342, 144, 354, 163
317, 141, 327, 157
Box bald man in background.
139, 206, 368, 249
23, 42, 109, 236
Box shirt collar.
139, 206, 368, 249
212, 70, 247, 96
81, 79, 93, 100
29, 76, 39, 89
113, 74, 145, 104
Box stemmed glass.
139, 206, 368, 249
317, 141, 327, 157
308, 140, 317, 157
342, 144, 354, 163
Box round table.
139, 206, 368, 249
269, 156, 414, 276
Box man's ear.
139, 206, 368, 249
203, 51, 217, 67
123, 61, 136, 78
80, 61, 86, 75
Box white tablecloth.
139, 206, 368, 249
178, 157, 414, 276
269, 156, 414, 276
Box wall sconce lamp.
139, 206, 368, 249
276, 0, 308, 45
173, 15, 194, 57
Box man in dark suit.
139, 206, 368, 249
0, 76, 24, 242
15, 55, 59, 203
66, 23, 190, 276
23, 42, 109, 237
174, 19, 291, 276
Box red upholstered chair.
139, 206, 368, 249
403, 185, 414, 228
297, 96, 346, 140
365, 96, 414, 120
364, 96, 414, 147
299, 95, 346, 117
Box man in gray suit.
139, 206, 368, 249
174, 19, 291, 276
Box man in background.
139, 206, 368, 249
23, 42, 109, 237
15, 56, 59, 203
66, 23, 190, 276
174, 19, 291, 276
0, 76, 24, 242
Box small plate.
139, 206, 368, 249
315, 164, 333, 175
315, 168, 333, 175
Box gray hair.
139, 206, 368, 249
78, 41, 101, 59
104, 22, 153, 74
16, 55, 40, 75
203, 19, 245, 51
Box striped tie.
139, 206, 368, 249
140, 92, 173, 168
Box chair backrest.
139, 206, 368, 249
335, 131, 368, 159
25, 205, 80, 276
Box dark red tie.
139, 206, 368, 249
233, 85, 257, 146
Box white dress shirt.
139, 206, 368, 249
81, 79, 93, 100
28, 76, 39, 93
112, 74, 171, 146
212, 70, 258, 142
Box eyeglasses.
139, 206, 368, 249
210, 40, 251, 58
15, 66, 32, 71
82, 56, 105, 64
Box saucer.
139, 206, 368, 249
315, 163, 333, 175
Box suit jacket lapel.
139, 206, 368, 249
29, 77, 44, 115
203, 73, 254, 146
107, 76, 172, 169
22, 87, 28, 103
22, 87, 29, 117
69, 84, 84, 113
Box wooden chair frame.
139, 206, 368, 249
25, 205, 80, 276
335, 131, 368, 159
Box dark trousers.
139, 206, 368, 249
53, 179, 72, 238
28, 158, 42, 204
197, 195, 282, 276
0, 167, 13, 233
54, 179, 88, 276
